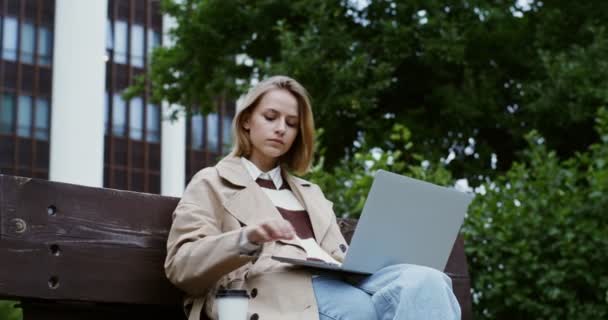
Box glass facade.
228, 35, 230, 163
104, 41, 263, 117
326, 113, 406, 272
104, 0, 163, 193
186, 97, 235, 182
146, 102, 160, 143
0, 0, 235, 193
2, 16, 17, 60
0, 0, 54, 179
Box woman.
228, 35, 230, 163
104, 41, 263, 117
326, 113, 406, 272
165, 76, 461, 320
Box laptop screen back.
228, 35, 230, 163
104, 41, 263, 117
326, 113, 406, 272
342, 170, 473, 273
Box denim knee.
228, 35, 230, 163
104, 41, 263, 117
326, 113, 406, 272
351, 264, 460, 320
389, 265, 459, 319
313, 276, 378, 320
394, 264, 452, 291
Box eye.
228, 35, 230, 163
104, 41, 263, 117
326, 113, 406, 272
264, 114, 275, 121
286, 121, 298, 128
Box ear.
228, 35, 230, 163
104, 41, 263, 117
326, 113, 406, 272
243, 118, 250, 130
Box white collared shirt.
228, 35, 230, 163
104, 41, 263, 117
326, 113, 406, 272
241, 157, 283, 190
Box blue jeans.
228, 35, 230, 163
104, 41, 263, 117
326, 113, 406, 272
312, 264, 461, 320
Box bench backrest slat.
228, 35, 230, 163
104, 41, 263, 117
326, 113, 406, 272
0, 174, 471, 320
0, 175, 181, 305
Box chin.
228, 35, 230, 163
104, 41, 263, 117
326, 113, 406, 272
262, 147, 286, 159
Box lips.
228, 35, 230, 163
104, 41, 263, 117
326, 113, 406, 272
268, 139, 284, 145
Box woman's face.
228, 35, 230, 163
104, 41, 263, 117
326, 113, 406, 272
244, 89, 300, 169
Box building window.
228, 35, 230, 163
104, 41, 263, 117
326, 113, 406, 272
112, 93, 127, 137
223, 115, 232, 151
207, 113, 219, 152
38, 26, 53, 66
2, 17, 18, 61
187, 110, 233, 153
17, 95, 33, 138
0, 94, 14, 134
147, 103, 160, 143
130, 24, 144, 67
0, 0, 55, 179
20, 21, 35, 64
105, 0, 163, 193
190, 114, 204, 150
34, 98, 50, 141
106, 18, 113, 52
186, 98, 235, 182
1, 16, 53, 66
129, 96, 144, 140
113, 20, 128, 64
147, 29, 160, 56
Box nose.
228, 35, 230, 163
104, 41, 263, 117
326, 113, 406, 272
275, 119, 286, 135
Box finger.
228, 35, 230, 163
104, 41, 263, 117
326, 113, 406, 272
269, 220, 294, 240
257, 226, 274, 242
248, 226, 271, 244
279, 221, 295, 239
262, 222, 283, 240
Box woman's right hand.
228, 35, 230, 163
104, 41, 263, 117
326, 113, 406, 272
245, 219, 296, 244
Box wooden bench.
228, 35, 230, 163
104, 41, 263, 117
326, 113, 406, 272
0, 174, 472, 319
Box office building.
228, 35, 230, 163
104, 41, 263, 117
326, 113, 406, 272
0, 0, 234, 196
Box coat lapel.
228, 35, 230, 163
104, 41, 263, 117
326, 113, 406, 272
217, 156, 304, 249
222, 182, 283, 226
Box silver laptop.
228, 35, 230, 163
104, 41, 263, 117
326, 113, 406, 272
272, 169, 474, 274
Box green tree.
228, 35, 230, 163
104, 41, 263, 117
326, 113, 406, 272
306, 108, 608, 318
307, 124, 453, 218
136, 0, 608, 182
463, 108, 608, 319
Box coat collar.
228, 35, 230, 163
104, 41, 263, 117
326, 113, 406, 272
216, 156, 331, 245
216, 156, 311, 188
240, 157, 284, 190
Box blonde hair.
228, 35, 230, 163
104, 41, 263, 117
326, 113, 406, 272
230, 75, 315, 175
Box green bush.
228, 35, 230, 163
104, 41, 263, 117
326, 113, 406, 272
0, 300, 22, 320
463, 108, 608, 319
308, 110, 608, 318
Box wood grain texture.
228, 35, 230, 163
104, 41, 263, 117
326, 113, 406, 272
0, 175, 182, 305
0, 174, 472, 320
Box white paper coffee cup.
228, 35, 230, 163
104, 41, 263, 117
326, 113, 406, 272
216, 289, 249, 320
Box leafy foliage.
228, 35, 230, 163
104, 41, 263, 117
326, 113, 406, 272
307, 124, 452, 217
0, 301, 22, 320
139, 0, 608, 182
463, 108, 608, 319
308, 109, 608, 318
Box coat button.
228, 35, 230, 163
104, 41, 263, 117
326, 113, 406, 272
339, 244, 347, 252
250, 313, 259, 320
251, 288, 258, 298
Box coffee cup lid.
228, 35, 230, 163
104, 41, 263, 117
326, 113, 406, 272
216, 289, 250, 298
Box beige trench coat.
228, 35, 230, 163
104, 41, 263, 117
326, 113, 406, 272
165, 156, 349, 320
